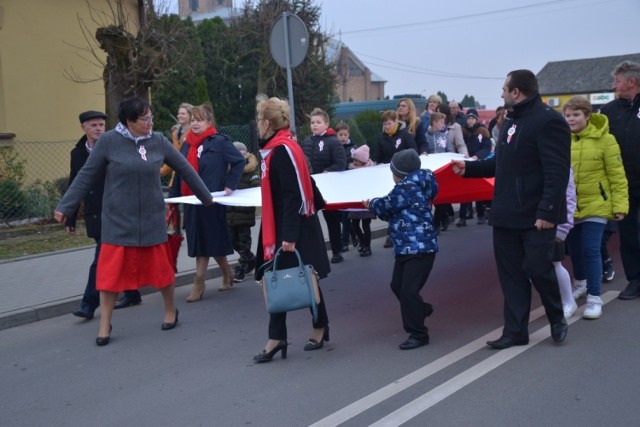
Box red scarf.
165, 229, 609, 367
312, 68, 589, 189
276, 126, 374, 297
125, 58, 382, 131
261, 129, 315, 260
181, 127, 217, 196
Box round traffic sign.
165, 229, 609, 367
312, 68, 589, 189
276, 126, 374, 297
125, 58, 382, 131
269, 13, 309, 68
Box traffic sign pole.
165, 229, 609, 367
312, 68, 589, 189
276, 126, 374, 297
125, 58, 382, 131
282, 12, 296, 132
269, 13, 308, 134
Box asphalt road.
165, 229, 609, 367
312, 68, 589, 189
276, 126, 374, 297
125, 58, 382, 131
1, 221, 638, 427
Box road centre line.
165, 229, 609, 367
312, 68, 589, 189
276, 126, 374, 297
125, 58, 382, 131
369, 291, 618, 427
310, 291, 618, 427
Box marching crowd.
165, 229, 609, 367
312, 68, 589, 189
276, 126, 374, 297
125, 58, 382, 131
54, 60, 640, 361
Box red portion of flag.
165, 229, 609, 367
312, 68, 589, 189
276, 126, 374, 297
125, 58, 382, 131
430, 163, 494, 205
325, 162, 494, 210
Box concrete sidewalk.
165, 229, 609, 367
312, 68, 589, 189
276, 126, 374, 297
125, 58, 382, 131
0, 216, 388, 330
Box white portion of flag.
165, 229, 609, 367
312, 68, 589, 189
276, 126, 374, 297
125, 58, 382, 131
164, 152, 466, 207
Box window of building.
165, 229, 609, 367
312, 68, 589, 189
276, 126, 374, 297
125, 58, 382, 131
348, 58, 364, 76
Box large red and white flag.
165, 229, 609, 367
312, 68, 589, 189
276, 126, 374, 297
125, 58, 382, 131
164, 153, 494, 208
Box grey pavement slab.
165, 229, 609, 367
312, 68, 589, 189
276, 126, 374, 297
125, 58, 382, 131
0, 216, 389, 330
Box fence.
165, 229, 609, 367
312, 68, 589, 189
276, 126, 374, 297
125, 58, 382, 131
0, 123, 255, 226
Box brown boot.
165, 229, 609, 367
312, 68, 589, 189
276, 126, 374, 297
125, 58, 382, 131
215, 257, 234, 292
219, 265, 234, 291
186, 276, 206, 302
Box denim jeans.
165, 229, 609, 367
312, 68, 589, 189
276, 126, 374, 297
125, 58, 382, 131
567, 221, 606, 296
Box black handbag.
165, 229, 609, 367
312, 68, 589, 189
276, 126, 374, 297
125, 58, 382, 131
261, 248, 321, 322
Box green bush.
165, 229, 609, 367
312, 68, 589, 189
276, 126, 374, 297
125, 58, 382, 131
352, 111, 382, 161
0, 179, 26, 222
54, 176, 69, 197
346, 119, 366, 148
23, 180, 58, 220
0, 146, 26, 183
354, 110, 382, 124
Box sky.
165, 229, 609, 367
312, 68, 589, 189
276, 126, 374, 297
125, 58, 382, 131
164, 0, 640, 109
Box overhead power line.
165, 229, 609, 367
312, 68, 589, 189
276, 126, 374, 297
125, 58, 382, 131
337, 0, 606, 36
355, 53, 503, 80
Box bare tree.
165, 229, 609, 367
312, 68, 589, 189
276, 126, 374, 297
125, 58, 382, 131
65, 0, 195, 127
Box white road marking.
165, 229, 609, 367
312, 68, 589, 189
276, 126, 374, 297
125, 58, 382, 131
310, 291, 618, 427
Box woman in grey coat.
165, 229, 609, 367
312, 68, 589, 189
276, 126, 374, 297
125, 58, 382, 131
55, 97, 213, 346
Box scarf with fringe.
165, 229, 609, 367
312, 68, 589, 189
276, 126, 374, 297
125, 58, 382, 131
260, 129, 315, 260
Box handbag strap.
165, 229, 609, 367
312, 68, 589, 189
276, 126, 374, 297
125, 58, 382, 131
271, 246, 304, 271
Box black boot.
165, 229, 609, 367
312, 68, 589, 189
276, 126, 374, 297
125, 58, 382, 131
360, 246, 372, 257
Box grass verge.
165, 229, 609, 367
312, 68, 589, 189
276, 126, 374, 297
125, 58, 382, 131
0, 222, 94, 260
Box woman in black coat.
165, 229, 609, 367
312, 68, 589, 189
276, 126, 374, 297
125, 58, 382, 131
253, 95, 331, 363
169, 104, 245, 300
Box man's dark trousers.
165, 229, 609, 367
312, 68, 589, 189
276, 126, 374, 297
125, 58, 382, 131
80, 239, 101, 311
493, 226, 564, 341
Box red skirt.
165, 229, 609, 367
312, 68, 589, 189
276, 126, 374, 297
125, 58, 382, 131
96, 243, 176, 292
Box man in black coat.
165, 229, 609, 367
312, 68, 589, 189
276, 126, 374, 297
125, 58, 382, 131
67, 111, 141, 319
600, 60, 640, 300
452, 70, 570, 349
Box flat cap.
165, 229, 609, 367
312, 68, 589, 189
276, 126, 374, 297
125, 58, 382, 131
79, 110, 107, 124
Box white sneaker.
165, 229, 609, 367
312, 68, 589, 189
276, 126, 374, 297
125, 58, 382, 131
572, 280, 587, 300
563, 300, 578, 318
583, 294, 602, 319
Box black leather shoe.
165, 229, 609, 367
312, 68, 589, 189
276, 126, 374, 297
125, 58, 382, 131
486, 336, 528, 349
96, 325, 112, 346
551, 318, 568, 343
73, 306, 95, 320
161, 309, 179, 331
253, 340, 288, 363
330, 254, 344, 264
304, 326, 330, 351
618, 281, 640, 300
399, 336, 429, 350
114, 294, 142, 310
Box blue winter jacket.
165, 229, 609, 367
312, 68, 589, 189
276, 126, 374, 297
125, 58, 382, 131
368, 169, 439, 255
